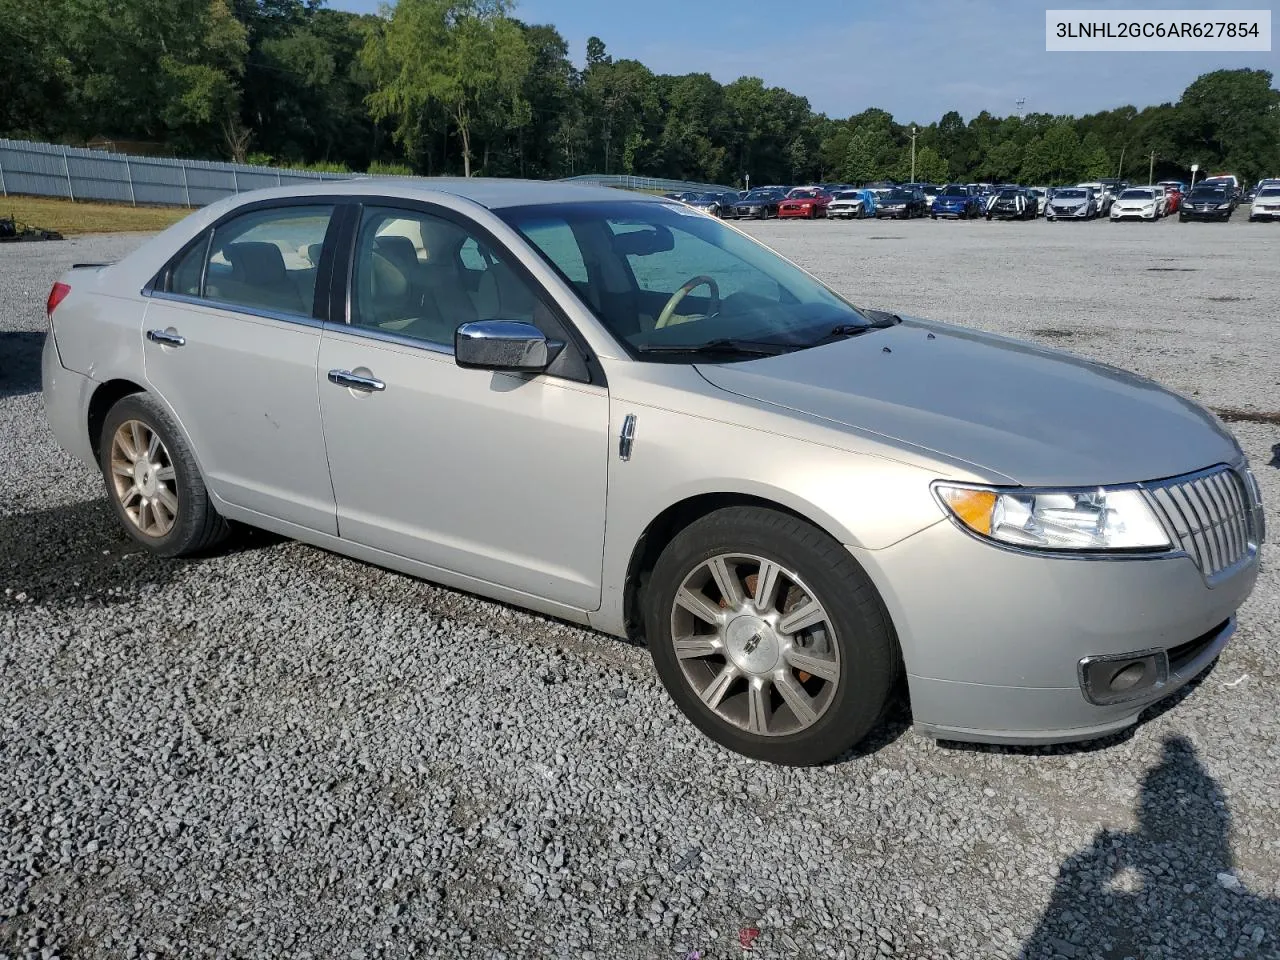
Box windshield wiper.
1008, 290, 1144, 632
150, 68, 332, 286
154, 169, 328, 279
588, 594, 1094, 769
807, 311, 901, 346
634, 338, 792, 357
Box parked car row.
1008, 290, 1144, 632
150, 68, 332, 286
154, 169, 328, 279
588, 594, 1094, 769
665, 174, 1280, 225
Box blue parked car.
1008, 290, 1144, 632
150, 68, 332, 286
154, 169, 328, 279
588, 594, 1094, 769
931, 184, 982, 219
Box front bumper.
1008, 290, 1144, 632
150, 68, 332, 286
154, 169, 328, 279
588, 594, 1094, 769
777, 206, 816, 218
1048, 206, 1090, 218
1249, 209, 1280, 220
1111, 208, 1156, 220
1181, 207, 1232, 220
850, 506, 1260, 745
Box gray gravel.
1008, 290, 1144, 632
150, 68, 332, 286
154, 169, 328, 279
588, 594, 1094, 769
2, 218, 1278, 960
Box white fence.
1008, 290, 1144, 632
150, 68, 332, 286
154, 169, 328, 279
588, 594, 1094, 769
0, 139, 356, 208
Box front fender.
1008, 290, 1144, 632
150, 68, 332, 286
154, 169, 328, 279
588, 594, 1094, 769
591, 400, 946, 636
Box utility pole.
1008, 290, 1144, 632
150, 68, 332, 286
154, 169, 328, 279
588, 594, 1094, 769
1116, 144, 1126, 180
1148, 151, 1155, 186
1190, 163, 1199, 191
910, 126, 917, 183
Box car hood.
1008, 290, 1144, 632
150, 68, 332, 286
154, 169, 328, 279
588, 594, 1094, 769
694, 319, 1239, 487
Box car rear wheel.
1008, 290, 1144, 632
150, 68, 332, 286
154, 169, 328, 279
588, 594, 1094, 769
99, 393, 230, 557
645, 506, 897, 765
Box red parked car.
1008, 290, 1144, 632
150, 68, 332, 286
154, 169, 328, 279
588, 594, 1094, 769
1163, 186, 1182, 214
778, 187, 833, 219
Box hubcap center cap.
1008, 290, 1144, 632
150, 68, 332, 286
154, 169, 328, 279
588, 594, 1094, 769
135, 455, 159, 497
725, 615, 780, 675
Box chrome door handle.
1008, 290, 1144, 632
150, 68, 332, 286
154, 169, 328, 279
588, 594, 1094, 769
146, 329, 186, 347
327, 369, 386, 392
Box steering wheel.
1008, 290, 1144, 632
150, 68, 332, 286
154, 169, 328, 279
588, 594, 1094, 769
654, 275, 720, 330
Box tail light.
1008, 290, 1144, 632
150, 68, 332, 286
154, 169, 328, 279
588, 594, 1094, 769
47, 282, 71, 318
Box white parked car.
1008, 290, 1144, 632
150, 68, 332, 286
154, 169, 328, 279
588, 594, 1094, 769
1078, 182, 1113, 215
1249, 186, 1280, 221
1110, 187, 1164, 222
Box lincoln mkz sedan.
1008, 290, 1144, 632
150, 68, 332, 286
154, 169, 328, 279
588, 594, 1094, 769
42, 180, 1264, 765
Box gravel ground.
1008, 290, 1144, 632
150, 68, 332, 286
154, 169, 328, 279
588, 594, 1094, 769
1, 217, 1278, 960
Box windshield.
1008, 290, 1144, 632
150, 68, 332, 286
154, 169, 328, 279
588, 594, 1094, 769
997, 190, 1019, 199
940, 185, 968, 196
1120, 189, 1154, 200
834, 191, 862, 200
884, 190, 912, 202
1055, 189, 1087, 200
499, 200, 869, 359
1256, 188, 1280, 198
741, 190, 776, 202
1190, 189, 1226, 201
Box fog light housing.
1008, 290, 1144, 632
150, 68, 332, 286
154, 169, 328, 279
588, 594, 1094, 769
1078, 650, 1170, 706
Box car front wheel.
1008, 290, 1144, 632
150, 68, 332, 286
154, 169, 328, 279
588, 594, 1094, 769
99, 393, 230, 557
645, 506, 897, 765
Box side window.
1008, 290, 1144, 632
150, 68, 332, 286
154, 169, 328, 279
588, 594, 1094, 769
203, 205, 333, 317
351, 206, 546, 348
169, 235, 207, 297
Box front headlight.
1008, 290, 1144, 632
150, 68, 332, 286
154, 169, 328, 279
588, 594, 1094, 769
935, 483, 1171, 551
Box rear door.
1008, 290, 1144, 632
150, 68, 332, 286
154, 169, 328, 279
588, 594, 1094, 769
142, 201, 341, 534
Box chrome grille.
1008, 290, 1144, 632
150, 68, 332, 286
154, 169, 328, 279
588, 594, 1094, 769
1144, 467, 1259, 582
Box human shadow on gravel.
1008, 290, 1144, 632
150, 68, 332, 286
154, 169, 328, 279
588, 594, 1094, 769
1019, 735, 1280, 960
0, 330, 45, 398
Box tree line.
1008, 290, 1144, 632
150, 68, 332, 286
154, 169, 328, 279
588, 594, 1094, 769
2, 0, 1277, 186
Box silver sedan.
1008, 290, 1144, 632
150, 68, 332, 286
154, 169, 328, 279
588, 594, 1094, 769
41, 180, 1264, 765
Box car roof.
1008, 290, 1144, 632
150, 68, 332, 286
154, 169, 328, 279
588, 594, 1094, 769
213, 177, 658, 211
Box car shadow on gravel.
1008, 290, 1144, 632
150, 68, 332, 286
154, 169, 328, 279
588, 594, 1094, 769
0, 330, 45, 398
1018, 735, 1280, 959
0, 498, 283, 609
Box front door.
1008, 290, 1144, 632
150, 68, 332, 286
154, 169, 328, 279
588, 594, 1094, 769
317, 204, 609, 610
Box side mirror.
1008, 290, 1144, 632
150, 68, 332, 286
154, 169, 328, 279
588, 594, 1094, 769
455, 320, 562, 372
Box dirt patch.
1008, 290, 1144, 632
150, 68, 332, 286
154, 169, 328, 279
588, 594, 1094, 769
1031, 329, 1079, 339
1212, 408, 1280, 425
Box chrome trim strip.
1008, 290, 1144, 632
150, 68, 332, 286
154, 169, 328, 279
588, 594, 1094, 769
321, 322, 454, 356
147, 290, 327, 330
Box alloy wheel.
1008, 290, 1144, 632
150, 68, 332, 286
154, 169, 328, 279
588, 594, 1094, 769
669, 553, 840, 737
109, 419, 179, 537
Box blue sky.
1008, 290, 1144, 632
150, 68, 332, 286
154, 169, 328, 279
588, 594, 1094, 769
330, 0, 1278, 122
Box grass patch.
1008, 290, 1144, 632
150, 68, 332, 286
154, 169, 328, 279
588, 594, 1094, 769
1, 196, 189, 236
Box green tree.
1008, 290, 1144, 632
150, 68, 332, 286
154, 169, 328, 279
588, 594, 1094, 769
363, 0, 530, 177
1020, 122, 1082, 184
842, 127, 893, 183
895, 144, 947, 183
1174, 69, 1279, 181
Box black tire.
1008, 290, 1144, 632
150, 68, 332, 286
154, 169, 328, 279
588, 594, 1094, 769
644, 506, 898, 766
99, 392, 230, 557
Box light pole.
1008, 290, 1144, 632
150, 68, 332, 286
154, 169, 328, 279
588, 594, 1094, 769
910, 126, 917, 183
1190, 163, 1198, 191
